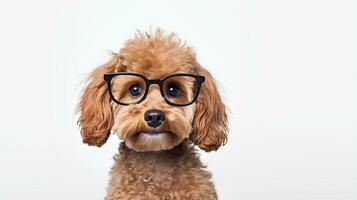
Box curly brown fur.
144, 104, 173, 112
106, 141, 217, 200
77, 28, 228, 199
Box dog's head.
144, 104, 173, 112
77, 29, 228, 152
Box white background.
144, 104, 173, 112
0, 0, 356, 199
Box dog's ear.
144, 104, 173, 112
191, 64, 228, 152
77, 55, 120, 147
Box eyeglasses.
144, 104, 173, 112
104, 72, 205, 106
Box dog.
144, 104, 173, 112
77, 29, 228, 199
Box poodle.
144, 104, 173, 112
77, 29, 228, 200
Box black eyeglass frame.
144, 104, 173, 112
104, 72, 205, 106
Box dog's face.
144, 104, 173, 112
77, 30, 228, 152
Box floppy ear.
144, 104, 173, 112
191, 64, 228, 152
77, 55, 120, 147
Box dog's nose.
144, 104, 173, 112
144, 109, 165, 128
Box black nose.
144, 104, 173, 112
144, 109, 165, 128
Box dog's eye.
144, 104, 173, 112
167, 84, 180, 97
129, 84, 141, 96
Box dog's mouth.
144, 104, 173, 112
133, 131, 180, 143
138, 131, 175, 138
124, 130, 184, 151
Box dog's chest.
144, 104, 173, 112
105, 145, 217, 199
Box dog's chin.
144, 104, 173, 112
125, 131, 183, 152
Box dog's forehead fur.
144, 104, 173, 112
119, 30, 196, 78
